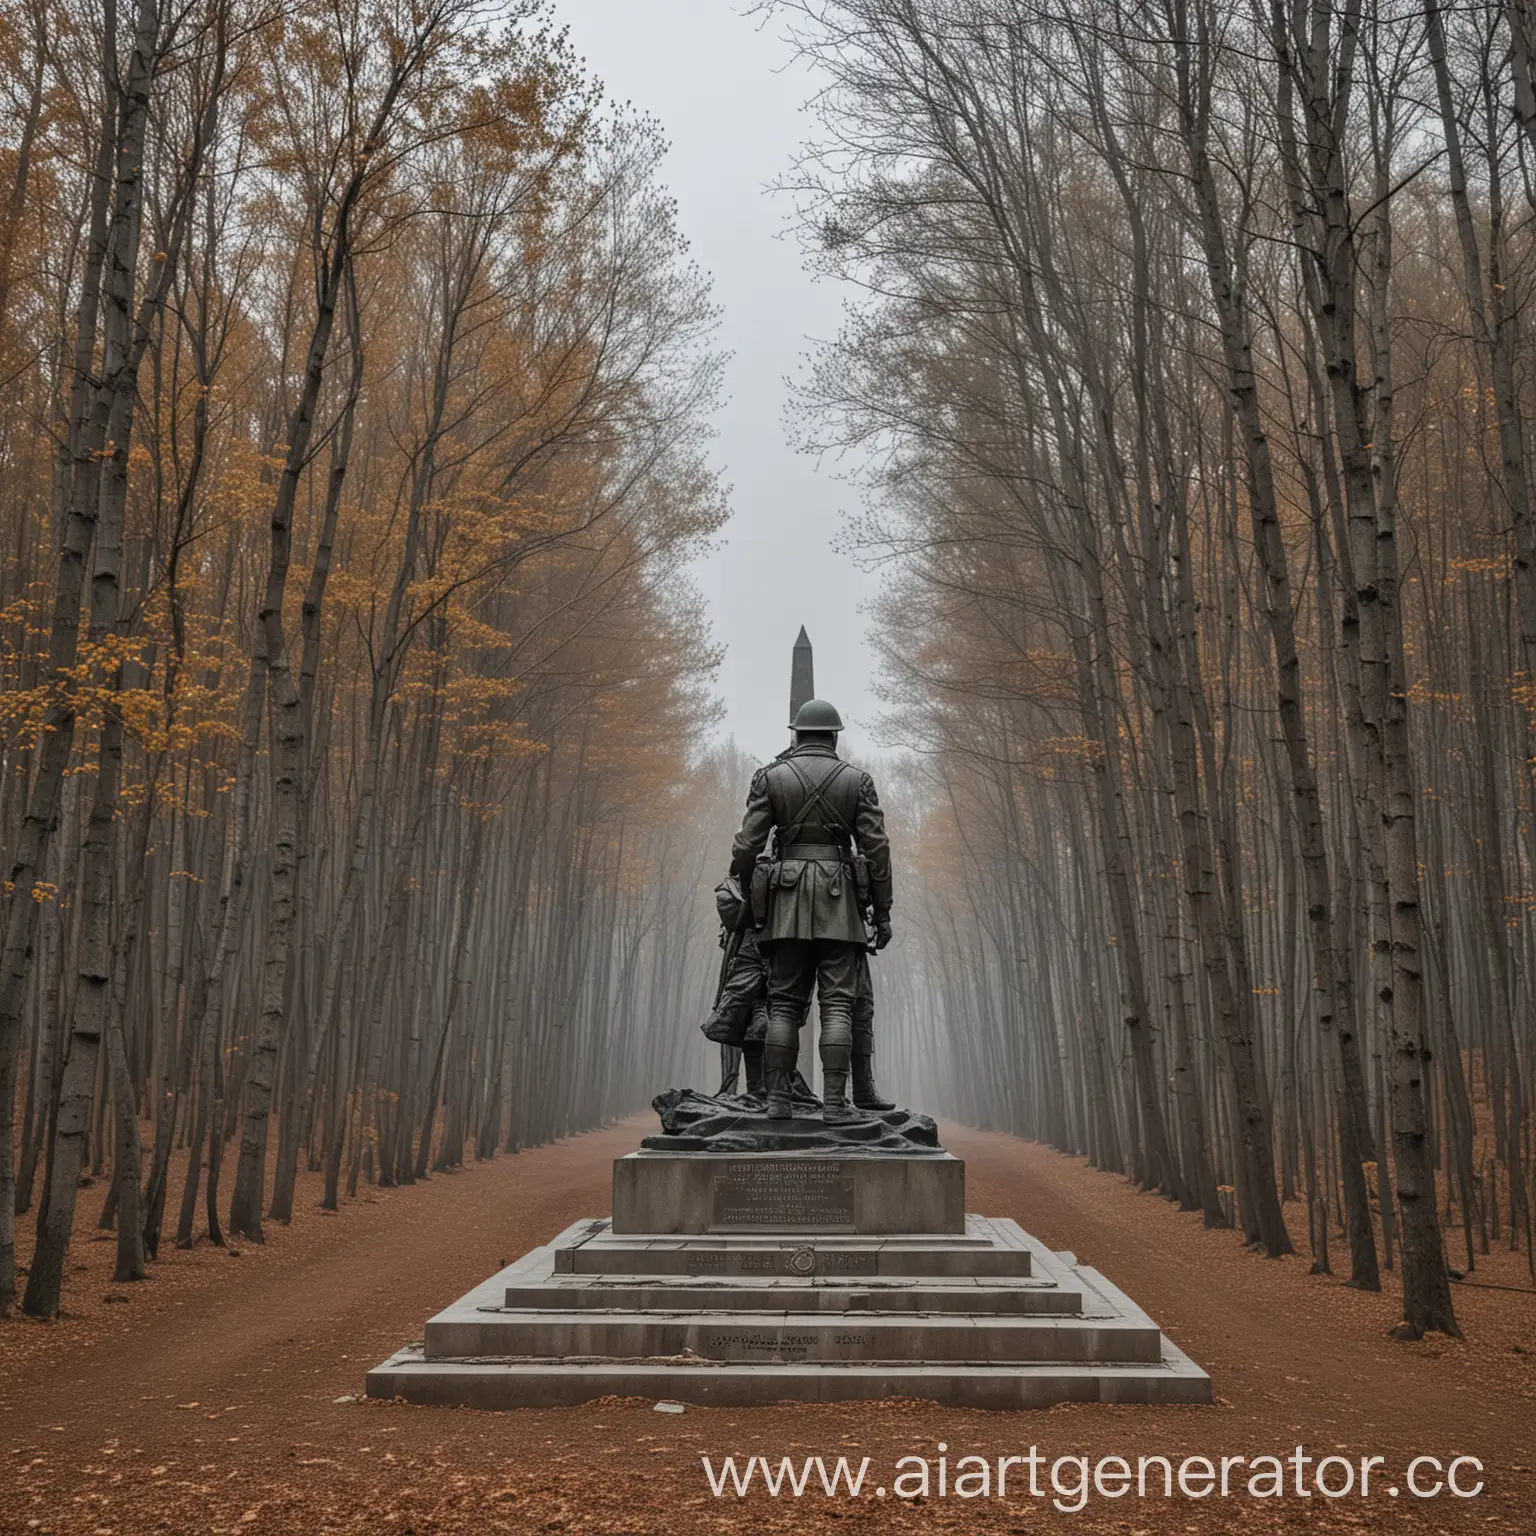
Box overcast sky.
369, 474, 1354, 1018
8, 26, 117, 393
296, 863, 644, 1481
550, 0, 882, 765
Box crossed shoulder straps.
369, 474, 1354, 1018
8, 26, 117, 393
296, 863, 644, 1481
775, 755, 856, 843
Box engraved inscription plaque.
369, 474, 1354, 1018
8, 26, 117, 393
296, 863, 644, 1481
705, 1330, 817, 1358
823, 1250, 877, 1275
711, 1160, 856, 1230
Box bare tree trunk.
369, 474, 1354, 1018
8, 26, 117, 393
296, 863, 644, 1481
1172, 43, 1373, 1279
0, 35, 117, 1316
229, 13, 447, 1239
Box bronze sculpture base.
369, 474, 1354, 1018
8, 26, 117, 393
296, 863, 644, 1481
640, 1086, 942, 1154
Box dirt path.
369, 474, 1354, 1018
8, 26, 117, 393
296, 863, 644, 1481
2, 1121, 1531, 1535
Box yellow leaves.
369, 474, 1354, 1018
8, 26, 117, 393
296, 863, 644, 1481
450, 611, 516, 652
0, 682, 56, 739
442, 674, 519, 710
452, 723, 545, 765
0, 590, 48, 632
115, 686, 193, 754
1406, 681, 1463, 706
1447, 554, 1508, 575
1038, 734, 1103, 768
0, 622, 244, 765
320, 564, 382, 615
202, 439, 284, 530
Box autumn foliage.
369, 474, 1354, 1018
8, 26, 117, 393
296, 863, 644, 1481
0, 0, 727, 1317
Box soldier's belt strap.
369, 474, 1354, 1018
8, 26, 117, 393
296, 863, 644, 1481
780, 843, 849, 861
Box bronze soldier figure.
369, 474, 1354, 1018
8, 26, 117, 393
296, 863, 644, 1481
730, 698, 893, 1121
702, 873, 770, 1094
850, 950, 894, 1110
705, 837, 895, 1111
704, 905, 893, 1109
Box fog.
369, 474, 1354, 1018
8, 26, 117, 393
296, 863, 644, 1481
551, 0, 883, 764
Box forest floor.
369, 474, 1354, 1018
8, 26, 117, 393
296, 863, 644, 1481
1, 1120, 1532, 1536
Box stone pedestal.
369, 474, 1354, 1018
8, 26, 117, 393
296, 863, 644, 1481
367, 1151, 1212, 1410
611, 1150, 965, 1235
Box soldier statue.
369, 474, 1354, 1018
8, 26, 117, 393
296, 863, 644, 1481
729, 698, 893, 1121
703, 877, 893, 1112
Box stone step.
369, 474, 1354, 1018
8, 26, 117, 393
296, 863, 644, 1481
552, 1214, 1036, 1278
423, 1305, 1162, 1364
503, 1276, 1083, 1315
368, 1215, 1212, 1411
368, 1340, 1212, 1409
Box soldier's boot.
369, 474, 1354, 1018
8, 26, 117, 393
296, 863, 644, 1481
851, 1053, 895, 1112
763, 1043, 796, 1120
820, 1048, 859, 1124
742, 1042, 766, 1098
849, 1010, 892, 1110
819, 1009, 861, 1124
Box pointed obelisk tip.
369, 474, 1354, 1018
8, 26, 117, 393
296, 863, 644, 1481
789, 626, 814, 726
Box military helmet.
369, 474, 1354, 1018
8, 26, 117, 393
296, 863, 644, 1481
791, 698, 844, 733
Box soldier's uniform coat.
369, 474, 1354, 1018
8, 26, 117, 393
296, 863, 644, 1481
730, 741, 893, 1028
729, 742, 893, 942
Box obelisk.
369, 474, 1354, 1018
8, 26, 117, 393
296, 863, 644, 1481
787, 626, 818, 1090
789, 625, 814, 727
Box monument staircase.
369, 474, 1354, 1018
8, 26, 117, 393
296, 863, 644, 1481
368, 1138, 1211, 1409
